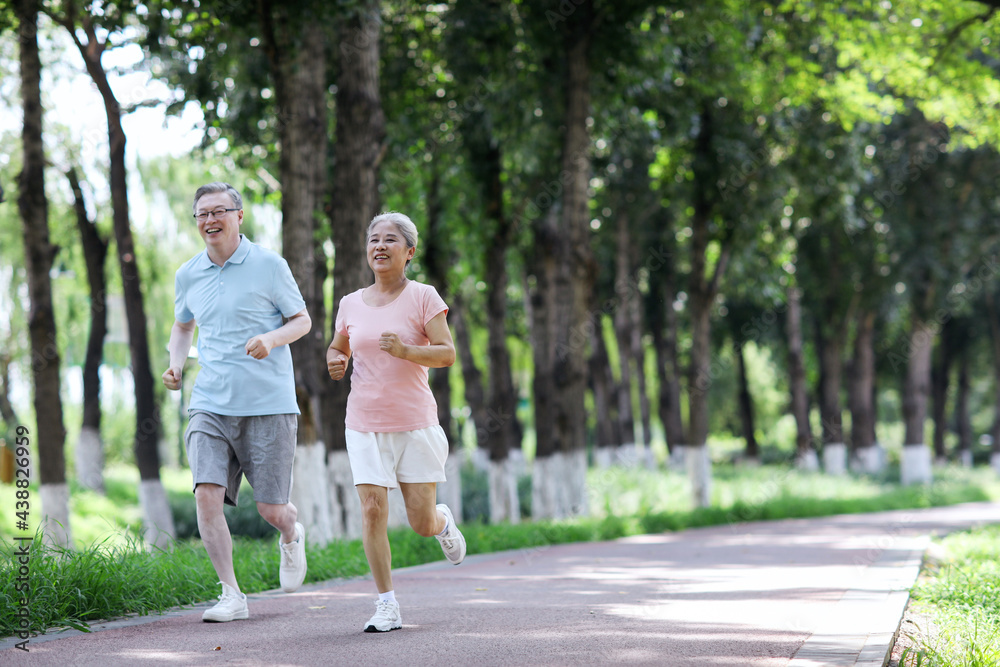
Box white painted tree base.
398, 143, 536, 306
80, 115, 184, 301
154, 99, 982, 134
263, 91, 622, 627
531, 454, 561, 520
684, 446, 712, 508
75, 426, 105, 493
292, 441, 335, 545
640, 445, 657, 470
567, 449, 588, 516
39, 483, 72, 549
508, 448, 526, 478
471, 447, 490, 473
823, 443, 847, 476
593, 446, 615, 469
992, 452, 1000, 475
327, 450, 360, 539
900, 444, 933, 485
852, 445, 886, 475
437, 452, 464, 523
532, 450, 587, 519
616, 442, 640, 467
488, 457, 520, 524
139, 479, 176, 551
796, 450, 820, 472
668, 446, 687, 472
958, 450, 973, 467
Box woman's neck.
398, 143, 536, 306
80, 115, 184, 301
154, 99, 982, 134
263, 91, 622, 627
369, 273, 408, 294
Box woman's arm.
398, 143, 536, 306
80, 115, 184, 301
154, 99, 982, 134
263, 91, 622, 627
327, 332, 352, 380
379, 310, 455, 368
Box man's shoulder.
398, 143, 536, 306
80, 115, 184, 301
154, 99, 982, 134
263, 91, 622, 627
175, 251, 208, 279
243, 241, 289, 269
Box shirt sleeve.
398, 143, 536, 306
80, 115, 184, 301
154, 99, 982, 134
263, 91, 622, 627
334, 295, 350, 337
272, 258, 307, 318
422, 284, 448, 326
174, 269, 194, 323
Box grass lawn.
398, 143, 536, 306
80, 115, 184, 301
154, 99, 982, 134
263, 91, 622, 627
2, 462, 999, 639
897, 524, 1000, 666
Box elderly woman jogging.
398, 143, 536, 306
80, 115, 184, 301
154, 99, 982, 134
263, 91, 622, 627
326, 211, 466, 633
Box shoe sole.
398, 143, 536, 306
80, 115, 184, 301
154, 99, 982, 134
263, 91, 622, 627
364, 623, 402, 633
202, 610, 249, 623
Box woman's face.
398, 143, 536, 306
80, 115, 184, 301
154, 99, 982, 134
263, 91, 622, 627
367, 220, 415, 275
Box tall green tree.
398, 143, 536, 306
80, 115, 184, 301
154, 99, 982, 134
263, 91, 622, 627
47, 0, 175, 547
67, 166, 108, 493
15, 0, 70, 546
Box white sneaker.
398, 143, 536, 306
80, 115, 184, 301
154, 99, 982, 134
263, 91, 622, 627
435, 504, 466, 565
364, 599, 402, 633
279, 522, 307, 593
202, 582, 248, 622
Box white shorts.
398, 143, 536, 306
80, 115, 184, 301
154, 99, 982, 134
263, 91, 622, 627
345, 425, 449, 489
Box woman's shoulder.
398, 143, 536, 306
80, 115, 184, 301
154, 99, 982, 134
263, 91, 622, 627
340, 287, 367, 305
405, 280, 445, 302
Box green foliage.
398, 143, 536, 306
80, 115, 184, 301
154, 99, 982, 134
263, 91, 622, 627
904, 524, 1000, 665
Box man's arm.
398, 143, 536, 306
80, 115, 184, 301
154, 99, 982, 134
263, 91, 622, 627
245, 308, 312, 360
163, 318, 197, 390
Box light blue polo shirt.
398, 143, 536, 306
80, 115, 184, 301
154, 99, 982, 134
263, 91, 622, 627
174, 235, 306, 416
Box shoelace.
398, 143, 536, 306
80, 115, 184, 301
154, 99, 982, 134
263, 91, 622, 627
281, 540, 296, 566
374, 600, 397, 617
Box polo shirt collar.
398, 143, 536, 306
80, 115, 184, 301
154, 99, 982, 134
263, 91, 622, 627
196, 234, 252, 270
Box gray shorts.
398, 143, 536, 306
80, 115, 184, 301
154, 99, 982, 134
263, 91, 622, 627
184, 410, 297, 506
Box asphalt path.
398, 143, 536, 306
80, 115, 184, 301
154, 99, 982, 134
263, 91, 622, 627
4, 501, 1000, 666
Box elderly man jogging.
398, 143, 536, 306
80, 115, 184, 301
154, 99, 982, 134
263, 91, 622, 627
163, 182, 311, 622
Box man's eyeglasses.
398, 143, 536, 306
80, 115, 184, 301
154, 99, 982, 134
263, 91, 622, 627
194, 208, 239, 222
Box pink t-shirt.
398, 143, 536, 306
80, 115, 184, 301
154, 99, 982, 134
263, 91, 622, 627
335, 281, 448, 432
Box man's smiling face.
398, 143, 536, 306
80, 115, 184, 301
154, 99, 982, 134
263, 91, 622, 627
195, 192, 243, 253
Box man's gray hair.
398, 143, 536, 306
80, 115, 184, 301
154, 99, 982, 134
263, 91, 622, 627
193, 182, 243, 212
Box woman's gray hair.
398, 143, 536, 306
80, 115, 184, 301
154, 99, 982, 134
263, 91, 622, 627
368, 212, 418, 265
193, 182, 243, 212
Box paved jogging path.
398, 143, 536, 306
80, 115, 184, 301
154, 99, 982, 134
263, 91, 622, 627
5, 501, 1000, 666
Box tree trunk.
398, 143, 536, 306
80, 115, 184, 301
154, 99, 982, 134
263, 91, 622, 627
261, 7, 333, 543
63, 11, 175, 548
648, 267, 685, 461
900, 313, 934, 484
815, 322, 846, 475
735, 344, 758, 462
323, 1, 385, 540
68, 167, 108, 493
630, 287, 654, 467
17, 0, 70, 547
529, 3, 594, 519
589, 318, 620, 467
849, 309, 880, 473
422, 160, 462, 521
786, 287, 816, 470
0, 354, 20, 441
685, 104, 729, 507
612, 212, 637, 465
985, 288, 1000, 473
930, 324, 952, 463
464, 115, 523, 522
954, 349, 972, 466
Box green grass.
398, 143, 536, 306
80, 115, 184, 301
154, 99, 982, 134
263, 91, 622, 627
899, 525, 1000, 666
1, 462, 999, 639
